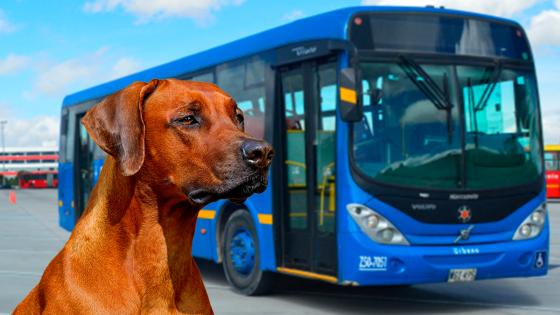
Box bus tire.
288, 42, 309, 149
222, 209, 274, 296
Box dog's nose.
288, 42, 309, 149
241, 139, 274, 169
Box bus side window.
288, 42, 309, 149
65, 110, 77, 163
60, 110, 69, 163
92, 143, 106, 185
316, 63, 337, 234
191, 71, 215, 83
217, 57, 267, 139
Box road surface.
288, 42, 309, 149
0, 189, 559, 314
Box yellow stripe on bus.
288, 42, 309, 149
198, 209, 216, 220
547, 184, 560, 189
545, 144, 560, 152
277, 267, 337, 283
285, 160, 306, 169
258, 214, 273, 225
340, 87, 357, 104
196, 210, 272, 224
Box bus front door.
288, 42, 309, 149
75, 114, 95, 220
279, 59, 337, 277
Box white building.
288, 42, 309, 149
0, 147, 58, 177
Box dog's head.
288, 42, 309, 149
82, 79, 274, 206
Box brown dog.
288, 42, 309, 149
13, 79, 273, 314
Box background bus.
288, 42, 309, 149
545, 145, 560, 198
58, 6, 548, 294
18, 170, 58, 189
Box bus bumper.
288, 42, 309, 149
339, 229, 549, 286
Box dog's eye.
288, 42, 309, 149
177, 115, 198, 126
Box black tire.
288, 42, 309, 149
222, 209, 274, 295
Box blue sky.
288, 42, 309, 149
1, 0, 559, 147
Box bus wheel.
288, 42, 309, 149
222, 209, 273, 296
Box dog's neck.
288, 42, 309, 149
87, 156, 199, 233
78, 157, 209, 312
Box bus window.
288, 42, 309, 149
464, 80, 517, 134
282, 68, 307, 230
76, 116, 96, 216
191, 71, 214, 83
65, 109, 77, 163
545, 152, 559, 171
315, 63, 336, 234
217, 57, 267, 139
60, 110, 69, 163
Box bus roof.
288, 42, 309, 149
62, 6, 518, 108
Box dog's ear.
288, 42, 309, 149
81, 80, 159, 176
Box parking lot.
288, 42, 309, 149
0, 189, 559, 314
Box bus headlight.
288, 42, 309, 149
513, 203, 547, 241
347, 204, 409, 245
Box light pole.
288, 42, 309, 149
0, 120, 6, 186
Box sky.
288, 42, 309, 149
0, 0, 559, 147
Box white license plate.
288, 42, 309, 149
448, 268, 477, 282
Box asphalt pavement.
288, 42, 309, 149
0, 189, 559, 314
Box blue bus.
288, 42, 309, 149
58, 6, 548, 295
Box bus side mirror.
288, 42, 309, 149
339, 68, 363, 122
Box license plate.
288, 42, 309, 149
448, 268, 477, 282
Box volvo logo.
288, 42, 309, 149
457, 205, 472, 223
454, 225, 475, 243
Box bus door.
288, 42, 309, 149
75, 114, 95, 219
279, 58, 337, 276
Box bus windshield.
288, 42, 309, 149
352, 61, 542, 190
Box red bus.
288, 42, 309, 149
18, 170, 58, 189
545, 145, 560, 198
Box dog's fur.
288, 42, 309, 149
13, 79, 273, 314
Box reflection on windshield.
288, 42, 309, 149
459, 66, 541, 188
353, 62, 462, 189
353, 62, 542, 190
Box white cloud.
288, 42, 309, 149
527, 10, 560, 47
34, 56, 99, 96
282, 9, 305, 22
111, 57, 141, 78
0, 10, 16, 33
27, 47, 142, 98
0, 107, 59, 147
0, 54, 30, 75
83, 0, 245, 24
361, 0, 541, 18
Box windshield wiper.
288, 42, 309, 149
398, 55, 454, 142
467, 78, 480, 148
466, 61, 503, 148
474, 61, 503, 112
398, 55, 452, 110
